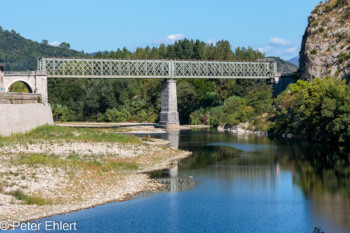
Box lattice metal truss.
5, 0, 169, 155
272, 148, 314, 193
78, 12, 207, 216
38, 58, 277, 79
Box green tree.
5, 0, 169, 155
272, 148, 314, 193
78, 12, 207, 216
177, 82, 198, 123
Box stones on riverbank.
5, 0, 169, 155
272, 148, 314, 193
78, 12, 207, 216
0, 142, 159, 159
218, 124, 268, 136
0, 126, 193, 223
218, 125, 308, 139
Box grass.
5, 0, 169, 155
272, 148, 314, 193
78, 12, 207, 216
19, 154, 68, 167
10, 189, 52, 206
100, 160, 139, 172
17, 153, 139, 172
0, 125, 140, 146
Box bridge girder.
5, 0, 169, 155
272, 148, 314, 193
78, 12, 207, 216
38, 58, 277, 79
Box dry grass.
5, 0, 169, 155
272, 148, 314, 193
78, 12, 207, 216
0, 125, 140, 147
10, 189, 52, 206
16, 153, 139, 173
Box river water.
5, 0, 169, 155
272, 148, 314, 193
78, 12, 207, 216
14, 130, 350, 232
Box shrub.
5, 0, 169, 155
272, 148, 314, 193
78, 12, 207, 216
52, 105, 77, 122
105, 108, 128, 122
189, 108, 207, 125
272, 77, 350, 143
342, 7, 350, 19
208, 106, 225, 127
311, 49, 318, 55
337, 53, 350, 64
335, 32, 348, 42
245, 85, 274, 115
10, 189, 52, 205
222, 96, 254, 126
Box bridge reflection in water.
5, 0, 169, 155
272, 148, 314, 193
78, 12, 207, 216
132, 129, 197, 198
132, 175, 197, 199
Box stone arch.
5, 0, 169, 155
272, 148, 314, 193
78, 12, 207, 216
6, 80, 34, 93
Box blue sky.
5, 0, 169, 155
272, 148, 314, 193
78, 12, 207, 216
1, 0, 321, 60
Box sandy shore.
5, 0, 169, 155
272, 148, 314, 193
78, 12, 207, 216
0, 125, 192, 224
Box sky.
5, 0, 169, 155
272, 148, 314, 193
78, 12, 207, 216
0, 0, 321, 60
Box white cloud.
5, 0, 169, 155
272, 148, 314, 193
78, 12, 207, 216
49, 41, 61, 47
167, 33, 185, 41
152, 33, 185, 46
257, 37, 300, 59
207, 39, 217, 45
258, 46, 273, 53
270, 37, 291, 46
285, 45, 299, 54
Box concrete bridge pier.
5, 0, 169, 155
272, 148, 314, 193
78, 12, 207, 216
159, 80, 180, 127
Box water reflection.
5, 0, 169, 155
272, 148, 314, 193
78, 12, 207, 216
287, 144, 350, 231
160, 129, 180, 149
17, 130, 350, 233
177, 131, 350, 232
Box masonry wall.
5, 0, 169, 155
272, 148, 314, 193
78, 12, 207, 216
0, 103, 54, 136
0, 93, 42, 104
274, 75, 296, 95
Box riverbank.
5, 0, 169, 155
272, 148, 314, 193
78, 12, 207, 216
0, 125, 192, 224
218, 124, 308, 139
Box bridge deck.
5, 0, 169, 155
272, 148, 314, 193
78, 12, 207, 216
38, 58, 277, 79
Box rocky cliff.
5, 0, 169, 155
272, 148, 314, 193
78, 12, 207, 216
300, 0, 350, 81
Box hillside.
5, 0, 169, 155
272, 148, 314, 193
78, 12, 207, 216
268, 57, 298, 75
288, 56, 299, 67
300, 0, 350, 81
0, 27, 88, 71
0, 26, 297, 75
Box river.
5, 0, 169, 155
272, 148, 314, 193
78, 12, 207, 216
13, 130, 350, 232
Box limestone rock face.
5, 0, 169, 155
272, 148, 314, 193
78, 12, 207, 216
300, 0, 350, 81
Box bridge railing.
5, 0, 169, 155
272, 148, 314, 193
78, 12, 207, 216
4, 71, 37, 75
38, 58, 276, 79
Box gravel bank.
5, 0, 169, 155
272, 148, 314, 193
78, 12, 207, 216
0, 126, 192, 224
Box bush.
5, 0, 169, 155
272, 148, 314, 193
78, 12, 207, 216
310, 49, 317, 55
337, 53, 350, 64
104, 100, 159, 123
208, 106, 225, 127
10, 189, 52, 205
189, 108, 207, 125
105, 108, 128, 122
245, 85, 274, 115
52, 105, 77, 122
189, 85, 275, 127
199, 92, 222, 108
222, 96, 254, 126
272, 78, 350, 143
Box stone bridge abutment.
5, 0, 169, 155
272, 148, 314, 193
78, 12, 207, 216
2, 70, 48, 103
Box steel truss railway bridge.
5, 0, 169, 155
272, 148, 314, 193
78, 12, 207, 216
2, 58, 280, 127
